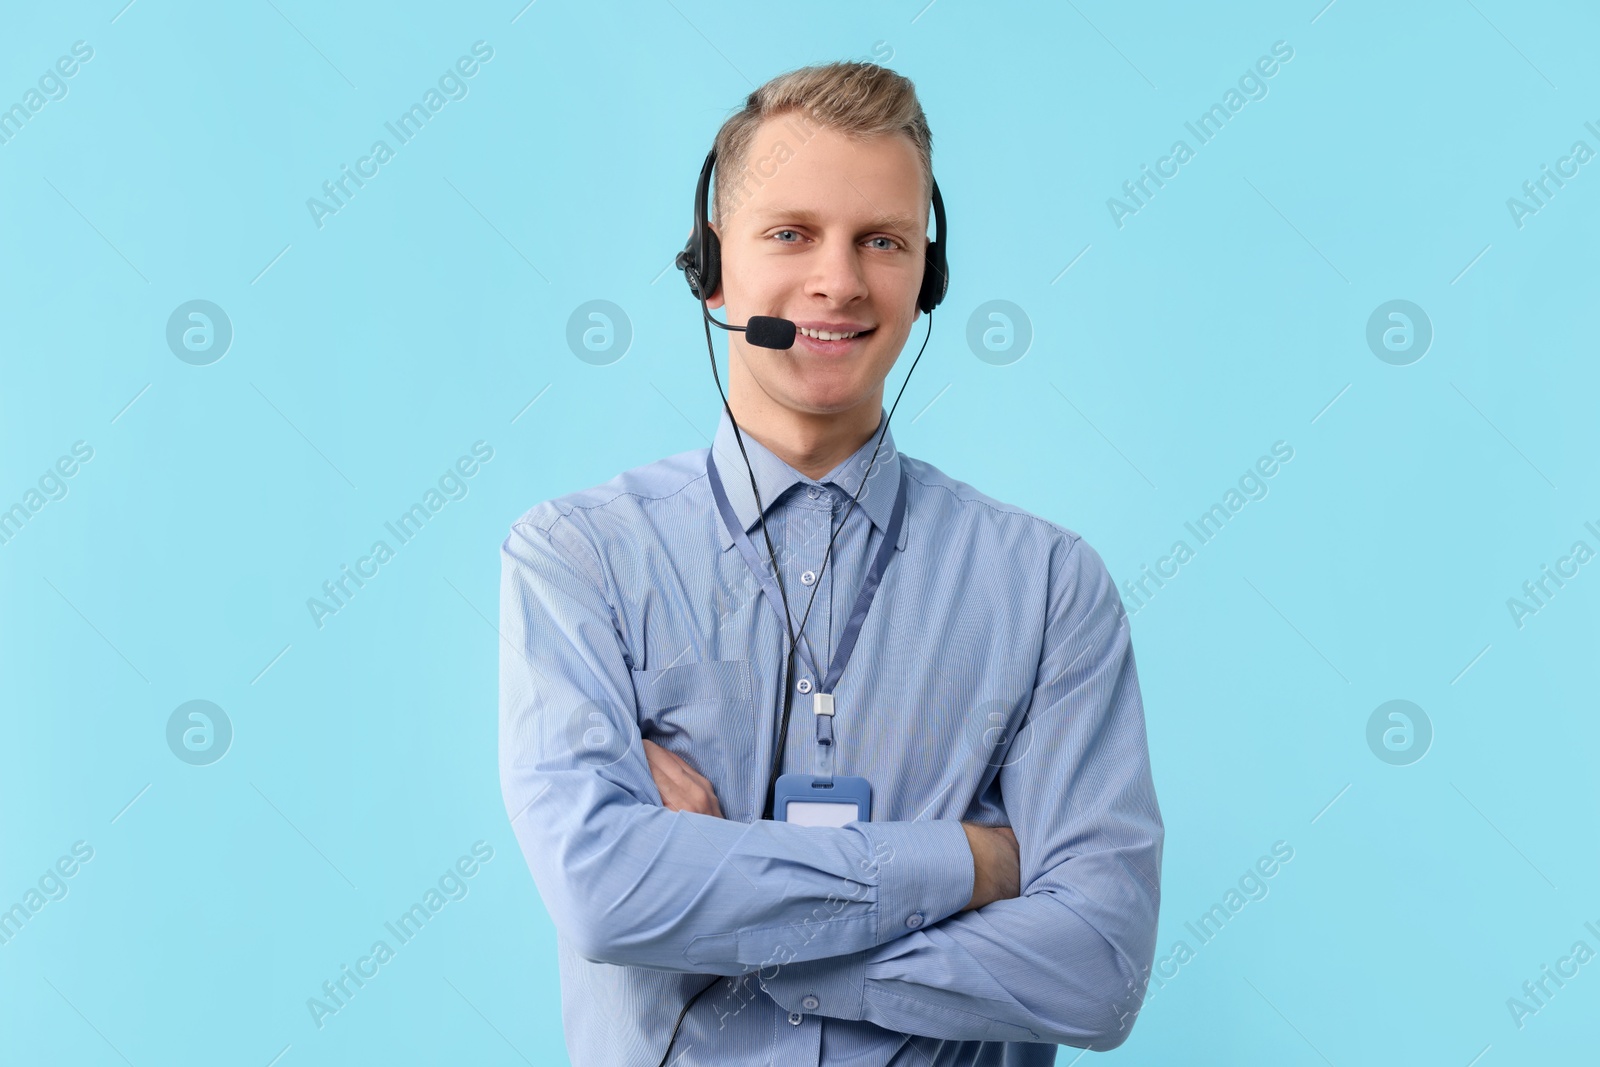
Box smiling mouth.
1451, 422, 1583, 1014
796, 326, 875, 341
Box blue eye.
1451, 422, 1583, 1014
774, 230, 800, 242
867, 237, 897, 250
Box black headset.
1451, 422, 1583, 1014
675, 146, 949, 314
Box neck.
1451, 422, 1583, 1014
727, 350, 883, 481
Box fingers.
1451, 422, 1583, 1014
644, 738, 697, 780
645, 739, 696, 789
665, 777, 722, 818
642, 738, 723, 818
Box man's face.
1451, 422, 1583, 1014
708, 117, 929, 420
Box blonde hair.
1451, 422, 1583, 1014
711, 61, 933, 226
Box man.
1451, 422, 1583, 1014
500, 61, 1163, 1065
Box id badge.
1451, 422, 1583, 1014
773, 774, 871, 826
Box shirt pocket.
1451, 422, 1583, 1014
630, 658, 760, 818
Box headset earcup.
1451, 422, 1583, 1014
700, 226, 722, 302
918, 240, 947, 313
678, 148, 721, 302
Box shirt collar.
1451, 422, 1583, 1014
708, 406, 904, 553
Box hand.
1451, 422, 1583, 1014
960, 823, 1019, 911
643, 738, 724, 818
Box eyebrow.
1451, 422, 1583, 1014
748, 207, 924, 235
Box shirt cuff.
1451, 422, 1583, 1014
853, 819, 974, 944
761, 948, 870, 1021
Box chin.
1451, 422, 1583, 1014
792, 391, 875, 417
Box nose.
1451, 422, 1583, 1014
804, 233, 870, 306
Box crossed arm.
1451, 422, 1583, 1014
500, 513, 1163, 1049
646, 737, 1023, 915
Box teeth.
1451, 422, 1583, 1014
799, 327, 863, 341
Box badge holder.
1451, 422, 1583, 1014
773, 693, 872, 826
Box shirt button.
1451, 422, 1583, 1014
801, 995, 820, 1011
905, 912, 925, 929
796, 678, 812, 694
788, 1011, 803, 1025
800, 569, 816, 586
806, 486, 820, 499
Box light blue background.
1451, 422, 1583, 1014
2, 1, 1596, 1064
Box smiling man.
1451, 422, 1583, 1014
499, 62, 1163, 1066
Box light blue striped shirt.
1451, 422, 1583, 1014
499, 406, 1163, 1065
